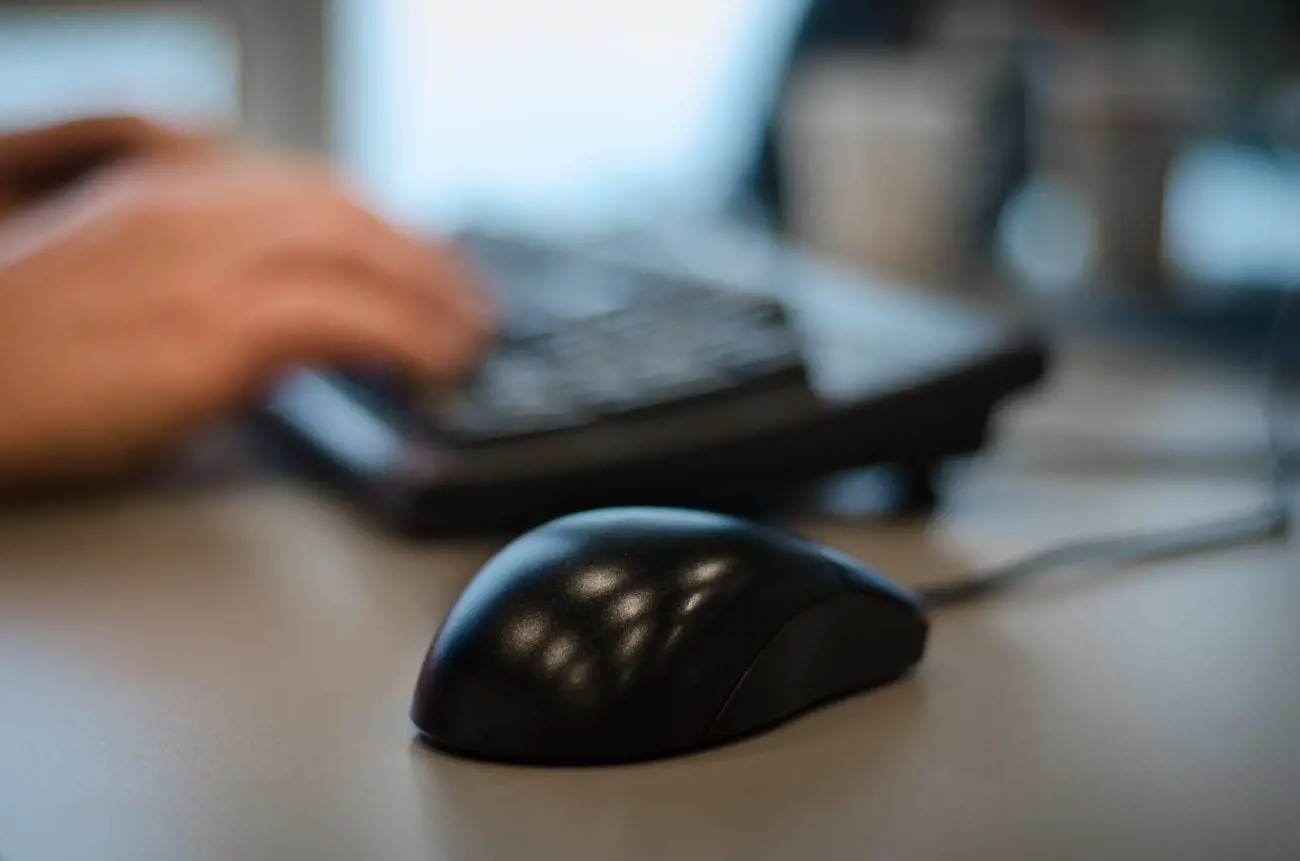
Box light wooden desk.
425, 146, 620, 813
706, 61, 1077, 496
1, 333, 1297, 861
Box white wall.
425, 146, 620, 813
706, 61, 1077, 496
0, 7, 238, 131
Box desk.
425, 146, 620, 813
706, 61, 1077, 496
1, 333, 1298, 861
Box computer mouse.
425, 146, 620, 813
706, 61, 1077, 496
410, 507, 928, 765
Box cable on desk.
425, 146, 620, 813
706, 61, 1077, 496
918, 294, 1297, 612
985, 433, 1300, 480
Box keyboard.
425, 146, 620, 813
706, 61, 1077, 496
342, 231, 812, 445
259, 225, 1049, 536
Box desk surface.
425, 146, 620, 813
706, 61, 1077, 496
1, 333, 1298, 861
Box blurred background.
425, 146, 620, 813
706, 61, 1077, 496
4, 0, 1300, 352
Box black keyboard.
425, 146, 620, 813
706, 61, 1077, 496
344, 232, 812, 444
260, 225, 1049, 536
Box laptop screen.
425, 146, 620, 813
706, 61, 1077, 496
333, 0, 810, 232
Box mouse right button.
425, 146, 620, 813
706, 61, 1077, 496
705, 593, 928, 743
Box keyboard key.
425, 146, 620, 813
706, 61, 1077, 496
353, 231, 812, 444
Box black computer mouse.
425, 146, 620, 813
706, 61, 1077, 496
410, 507, 928, 765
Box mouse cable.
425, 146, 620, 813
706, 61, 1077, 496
917, 293, 1297, 611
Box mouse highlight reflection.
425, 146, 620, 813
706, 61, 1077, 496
411, 507, 928, 765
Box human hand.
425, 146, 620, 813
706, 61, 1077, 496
0, 156, 495, 490
0, 113, 217, 222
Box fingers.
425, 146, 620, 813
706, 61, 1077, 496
225, 265, 492, 396
219, 164, 499, 345
0, 114, 218, 165
218, 172, 498, 398
429, 235, 501, 324
0, 114, 221, 219
262, 199, 495, 335
97, 113, 222, 157
90, 154, 499, 351
9, 149, 497, 404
